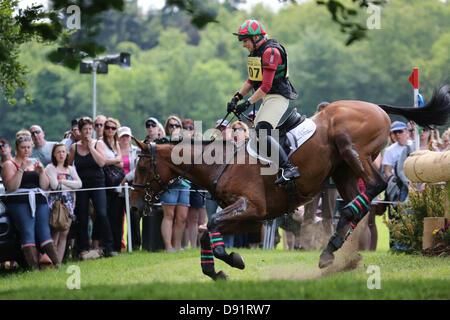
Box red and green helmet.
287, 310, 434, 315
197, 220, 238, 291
233, 18, 267, 40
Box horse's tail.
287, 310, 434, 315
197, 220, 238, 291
378, 84, 450, 127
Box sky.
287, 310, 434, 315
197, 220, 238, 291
18, 0, 288, 13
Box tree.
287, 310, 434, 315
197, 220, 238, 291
1, 0, 390, 105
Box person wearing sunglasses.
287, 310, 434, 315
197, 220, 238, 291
68, 117, 116, 259
29, 125, 57, 167
0, 139, 13, 176
1, 130, 60, 270
101, 117, 125, 254
180, 119, 207, 249
160, 115, 191, 252
94, 115, 107, 140
231, 121, 249, 144
143, 117, 161, 144
382, 121, 411, 180
164, 115, 183, 141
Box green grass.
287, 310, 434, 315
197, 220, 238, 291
0, 249, 448, 300
1, 215, 448, 300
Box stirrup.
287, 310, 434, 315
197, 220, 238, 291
275, 167, 300, 185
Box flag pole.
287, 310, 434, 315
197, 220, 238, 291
409, 67, 420, 151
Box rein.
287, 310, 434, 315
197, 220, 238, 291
133, 110, 252, 214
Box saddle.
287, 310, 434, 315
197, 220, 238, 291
246, 109, 316, 163
276, 108, 306, 156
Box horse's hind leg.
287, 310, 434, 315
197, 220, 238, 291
319, 136, 386, 268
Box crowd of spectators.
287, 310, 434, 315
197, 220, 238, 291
0, 106, 449, 271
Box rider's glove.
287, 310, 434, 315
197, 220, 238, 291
235, 99, 251, 114
227, 91, 243, 113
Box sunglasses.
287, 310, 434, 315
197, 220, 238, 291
183, 126, 194, 131
30, 130, 42, 136
233, 127, 245, 132
0, 143, 9, 149
168, 123, 181, 128
94, 123, 104, 128
146, 122, 157, 128
17, 136, 32, 142
105, 125, 117, 131
393, 130, 404, 134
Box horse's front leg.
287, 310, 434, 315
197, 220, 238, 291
206, 197, 248, 270
199, 232, 228, 281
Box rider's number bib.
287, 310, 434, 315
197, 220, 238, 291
247, 57, 263, 81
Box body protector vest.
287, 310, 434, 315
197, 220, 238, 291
248, 39, 298, 100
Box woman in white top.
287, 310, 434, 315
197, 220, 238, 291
45, 143, 82, 263
118, 126, 140, 249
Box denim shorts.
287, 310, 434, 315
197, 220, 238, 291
160, 182, 190, 207
190, 189, 206, 209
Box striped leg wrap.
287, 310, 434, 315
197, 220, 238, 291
209, 232, 225, 248
328, 192, 374, 252
201, 249, 215, 265
347, 192, 371, 216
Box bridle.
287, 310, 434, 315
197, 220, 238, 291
132, 133, 240, 215
132, 142, 171, 215
131, 140, 197, 216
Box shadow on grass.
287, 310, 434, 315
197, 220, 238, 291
1, 277, 449, 300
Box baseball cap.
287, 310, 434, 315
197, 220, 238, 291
118, 126, 132, 138
391, 121, 407, 132
215, 119, 229, 127
145, 117, 160, 126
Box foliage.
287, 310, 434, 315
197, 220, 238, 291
0, 0, 63, 104
1, 0, 393, 105
0, 0, 448, 144
384, 184, 448, 254
433, 222, 450, 244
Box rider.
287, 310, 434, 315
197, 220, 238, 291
227, 18, 300, 185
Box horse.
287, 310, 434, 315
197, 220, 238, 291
130, 84, 449, 281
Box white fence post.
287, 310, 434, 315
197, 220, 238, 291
124, 183, 132, 253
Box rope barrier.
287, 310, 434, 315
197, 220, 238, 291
0, 185, 134, 197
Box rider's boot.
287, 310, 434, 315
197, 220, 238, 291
265, 135, 300, 185
255, 122, 300, 185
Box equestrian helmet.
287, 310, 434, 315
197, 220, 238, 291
233, 18, 266, 40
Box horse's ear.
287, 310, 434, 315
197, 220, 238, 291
132, 136, 148, 152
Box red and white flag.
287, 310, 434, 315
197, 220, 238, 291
408, 67, 419, 89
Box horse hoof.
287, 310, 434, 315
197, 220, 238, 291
214, 271, 228, 281
318, 251, 335, 269
230, 252, 245, 270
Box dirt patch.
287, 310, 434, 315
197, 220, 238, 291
264, 215, 369, 281
320, 214, 368, 277
422, 244, 450, 257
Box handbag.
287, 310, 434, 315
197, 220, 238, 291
50, 199, 72, 231
103, 164, 125, 187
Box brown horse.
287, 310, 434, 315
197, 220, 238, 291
130, 85, 449, 281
